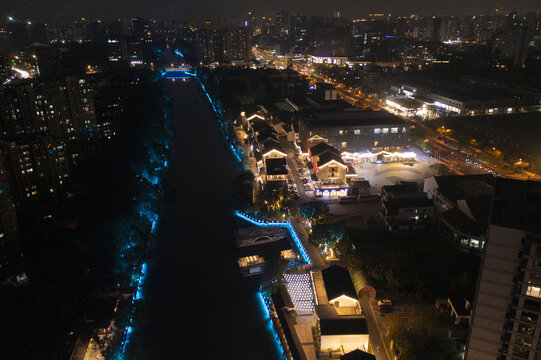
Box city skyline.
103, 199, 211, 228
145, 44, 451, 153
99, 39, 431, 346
2, 2, 541, 359
2, 0, 540, 22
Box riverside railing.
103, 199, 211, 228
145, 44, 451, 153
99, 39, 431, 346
235, 211, 312, 265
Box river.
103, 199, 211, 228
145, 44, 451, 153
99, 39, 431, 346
127, 78, 281, 359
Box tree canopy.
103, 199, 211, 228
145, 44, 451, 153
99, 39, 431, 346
300, 201, 329, 225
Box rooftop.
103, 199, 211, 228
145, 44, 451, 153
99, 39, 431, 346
319, 317, 369, 336
383, 196, 433, 216
490, 178, 541, 234
434, 174, 495, 203
341, 349, 377, 360
321, 265, 357, 301
303, 110, 406, 128
312, 271, 329, 305
266, 158, 288, 176
441, 208, 485, 237
309, 142, 340, 157
262, 140, 285, 156
434, 174, 495, 224
274, 101, 298, 113
317, 151, 346, 168
387, 97, 420, 109
397, 78, 491, 102
381, 182, 420, 197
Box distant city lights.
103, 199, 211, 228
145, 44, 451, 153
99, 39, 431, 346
12, 67, 30, 79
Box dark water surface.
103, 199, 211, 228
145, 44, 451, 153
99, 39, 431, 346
128, 79, 280, 359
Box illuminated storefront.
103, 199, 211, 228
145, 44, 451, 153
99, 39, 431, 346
341, 150, 416, 163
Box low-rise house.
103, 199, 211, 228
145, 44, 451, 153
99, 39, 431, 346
320, 265, 360, 310
311, 265, 369, 356
341, 349, 376, 360
380, 197, 435, 231
261, 139, 288, 160
240, 105, 268, 127
245, 115, 290, 184
316, 306, 369, 355
380, 183, 434, 231
316, 151, 348, 185
349, 179, 372, 198
265, 158, 288, 182
309, 142, 349, 197
381, 182, 421, 202
423, 174, 494, 248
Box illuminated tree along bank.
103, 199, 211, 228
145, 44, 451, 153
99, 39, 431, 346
105, 74, 173, 360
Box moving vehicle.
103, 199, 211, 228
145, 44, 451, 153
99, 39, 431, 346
377, 299, 393, 315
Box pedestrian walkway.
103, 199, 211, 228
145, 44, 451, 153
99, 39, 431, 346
290, 220, 325, 269
359, 294, 390, 360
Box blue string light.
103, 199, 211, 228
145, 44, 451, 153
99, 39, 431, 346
234, 211, 312, 265
258, 288, 288, 360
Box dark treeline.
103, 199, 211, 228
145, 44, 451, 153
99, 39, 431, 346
0, 68, 173, 359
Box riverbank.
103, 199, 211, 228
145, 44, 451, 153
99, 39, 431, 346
126, 78, 282, 359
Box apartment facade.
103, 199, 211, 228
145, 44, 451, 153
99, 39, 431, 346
466, 179, 541, 360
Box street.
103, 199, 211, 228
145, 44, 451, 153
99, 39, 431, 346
360, 294, 390, 360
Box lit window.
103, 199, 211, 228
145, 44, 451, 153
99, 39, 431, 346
341, 142, 347, 148
354, 129, 361, 135
383, 128, 389, 134
374, 128, 381, 134
527, 285, 541, 299
391, 127, 398, 133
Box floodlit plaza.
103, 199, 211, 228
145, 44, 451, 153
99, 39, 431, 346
351, 158, 437, 192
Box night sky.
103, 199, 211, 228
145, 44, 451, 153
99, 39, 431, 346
2, 0, 540, 22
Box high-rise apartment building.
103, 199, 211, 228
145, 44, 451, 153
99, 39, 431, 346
0, 54, 10, 83
194, 26, 216, 63
1, 137, 70, 203
225, 27, 251, 61
467, 178, 541, 360
275, 11, 289, 39
0, 157, 22, 285
290, 15, 308, 43
107, 36, 144, 66
0, 75, 101, 203
423, 17, 442, 41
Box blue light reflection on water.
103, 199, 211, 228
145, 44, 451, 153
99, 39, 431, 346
125, 50, 275, 359
164, 48, 301, 358
116, 65, 174, 358
163, 50, 245, 165
120, 259, 146, 357
135, 263, 147, 300
258, 289, 288, 360
236, 211, 311, 360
